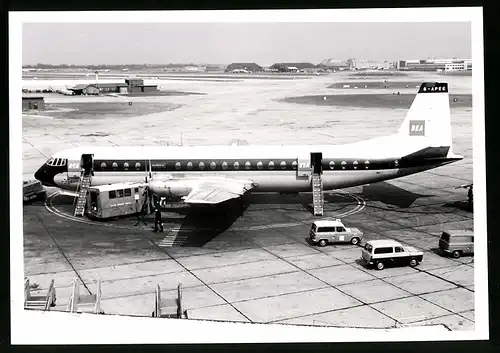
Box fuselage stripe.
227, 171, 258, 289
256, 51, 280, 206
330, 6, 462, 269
90, 157, 449, 173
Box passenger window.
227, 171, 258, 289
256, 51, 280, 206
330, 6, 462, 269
395, 247, 403, 252
125, 189, 131, 197
374, 247, 393, 254
109, 190, 116, 199
134, 188, 139, 193
471, 236, 474, 243
336, 227, 345, 232
117, 189, 124, 198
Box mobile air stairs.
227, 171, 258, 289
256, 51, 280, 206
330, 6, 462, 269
66, 277, 104, 314
311, 152, 324, 216
73, 156, 93, 217
152, 283, 188, 319
73, 173, 92, 217
312, 173, 324, 216
298, 153, 324, 216
24, 278, 57, 311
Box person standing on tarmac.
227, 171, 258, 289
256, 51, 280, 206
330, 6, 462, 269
154, 207, 164, 232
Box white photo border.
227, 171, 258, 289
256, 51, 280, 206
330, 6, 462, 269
10, 7, 487, 344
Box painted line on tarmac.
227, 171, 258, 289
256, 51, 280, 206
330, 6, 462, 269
323, 190, 366, 219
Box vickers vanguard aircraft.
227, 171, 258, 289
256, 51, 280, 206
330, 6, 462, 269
34, 82, 463, 206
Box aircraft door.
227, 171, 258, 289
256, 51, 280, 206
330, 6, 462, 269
81, 154, 94, 176
311, 152, 323, 174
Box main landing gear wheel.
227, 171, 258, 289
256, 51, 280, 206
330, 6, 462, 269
350, 237, 360, 245
409, 258, 418, 267
376, 262, 385, 270
318, 239, 327, 247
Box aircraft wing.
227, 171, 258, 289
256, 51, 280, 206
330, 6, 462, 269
182, 178, 256, 205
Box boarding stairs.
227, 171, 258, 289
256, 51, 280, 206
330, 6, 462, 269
312, 173, 324, 216
73, 173, 92, 217
24, 278, 57, 310
152, 283, 188, 319
67, 276, 104, 314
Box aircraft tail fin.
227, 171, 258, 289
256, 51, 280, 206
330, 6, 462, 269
397, 82, 453, 150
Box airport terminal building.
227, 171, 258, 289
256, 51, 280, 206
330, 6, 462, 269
69, 78, 158, 95
396, 58, 472, 72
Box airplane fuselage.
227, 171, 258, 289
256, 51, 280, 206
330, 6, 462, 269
36, 141, 459, 194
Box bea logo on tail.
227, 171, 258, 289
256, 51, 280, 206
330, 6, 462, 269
409, 120, 425, 136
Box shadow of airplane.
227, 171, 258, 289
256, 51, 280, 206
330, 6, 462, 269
43, 194, 246, 247
135, 198, 248, 247
357, 181, 434, 208
241, 192, 356, 215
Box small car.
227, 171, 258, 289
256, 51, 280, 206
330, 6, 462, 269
438, 230, 474, 258
361, 239, 424, 270
309, 219, 363, 246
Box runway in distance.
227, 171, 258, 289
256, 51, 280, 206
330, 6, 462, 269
34, 82, 463, 206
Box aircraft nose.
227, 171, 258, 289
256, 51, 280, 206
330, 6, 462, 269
34, 164, 56, 187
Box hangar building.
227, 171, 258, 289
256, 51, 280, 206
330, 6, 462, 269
225, 63, 264, 73
269, 62, 317, 72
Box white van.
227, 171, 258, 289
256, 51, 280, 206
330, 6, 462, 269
309, 219, 363, 247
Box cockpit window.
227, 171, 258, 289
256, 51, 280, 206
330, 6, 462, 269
46, 157, 66, 166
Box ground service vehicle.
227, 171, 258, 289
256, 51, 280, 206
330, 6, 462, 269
438, 230, 474, 258
23, 180, 46, 203
86, 182, 149, 220
309, 219, 363, 246
361, 239, 424, 270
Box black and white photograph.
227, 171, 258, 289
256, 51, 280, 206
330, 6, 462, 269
10, 7, 487, 344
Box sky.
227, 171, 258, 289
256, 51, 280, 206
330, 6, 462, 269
22, 22, 472, 66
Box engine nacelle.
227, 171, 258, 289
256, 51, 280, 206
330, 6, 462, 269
148, 179, 192, 199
